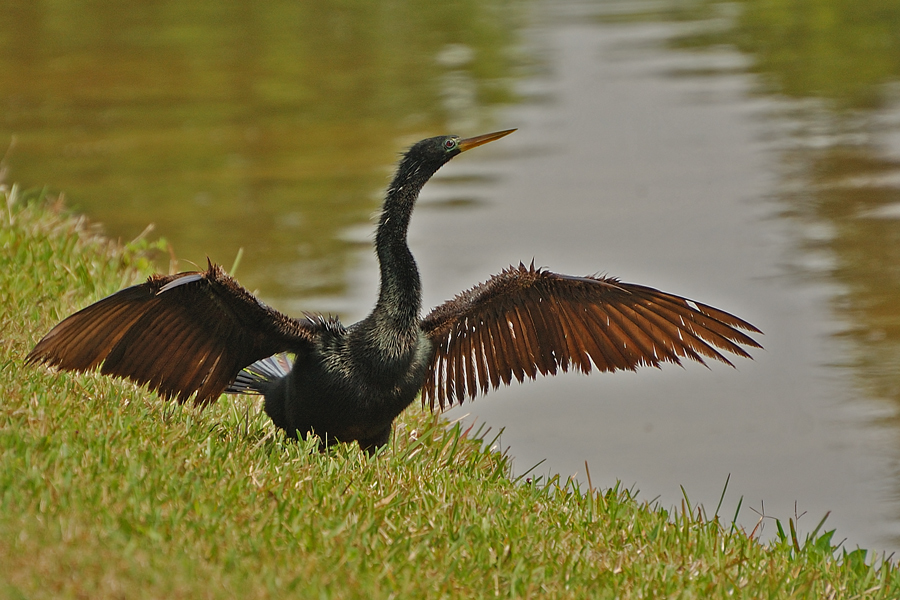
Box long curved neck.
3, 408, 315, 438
371, 155, 438, 332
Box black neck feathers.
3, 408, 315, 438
372, 141, 456, 331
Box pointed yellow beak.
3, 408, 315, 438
457, 129, 516, 152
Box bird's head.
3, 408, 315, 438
405, 129, 517, 170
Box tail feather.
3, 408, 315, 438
226, 353, 292, 395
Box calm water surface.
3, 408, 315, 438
5, 0, 900, 553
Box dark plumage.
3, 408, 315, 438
27, 129, 762, 452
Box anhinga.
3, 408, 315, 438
28, 129, 762, 451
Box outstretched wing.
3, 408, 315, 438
27, 261, 320, 405
421, 263, 762, 410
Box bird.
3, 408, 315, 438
27, 129, 762, 452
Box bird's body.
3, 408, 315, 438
28, 129, 762, 452
251, 307, 434, 449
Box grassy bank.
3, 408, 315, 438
1, 183, 897, 599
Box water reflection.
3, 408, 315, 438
647, 0, 900, 540
498, 0, 900, 553
0, 0, 522, 303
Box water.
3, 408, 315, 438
5, 0, 900, 553
427, 13, 900, 552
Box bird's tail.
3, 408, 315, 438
226, 353, 293, 395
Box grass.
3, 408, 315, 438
1, 182, 898, 599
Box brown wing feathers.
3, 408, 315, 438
27, 262, 316, 405
30, 258, 760, 412
421, 263, 762, 410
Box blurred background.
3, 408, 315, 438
4, 0, 900, 554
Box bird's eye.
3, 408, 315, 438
443, 138, 458, 150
